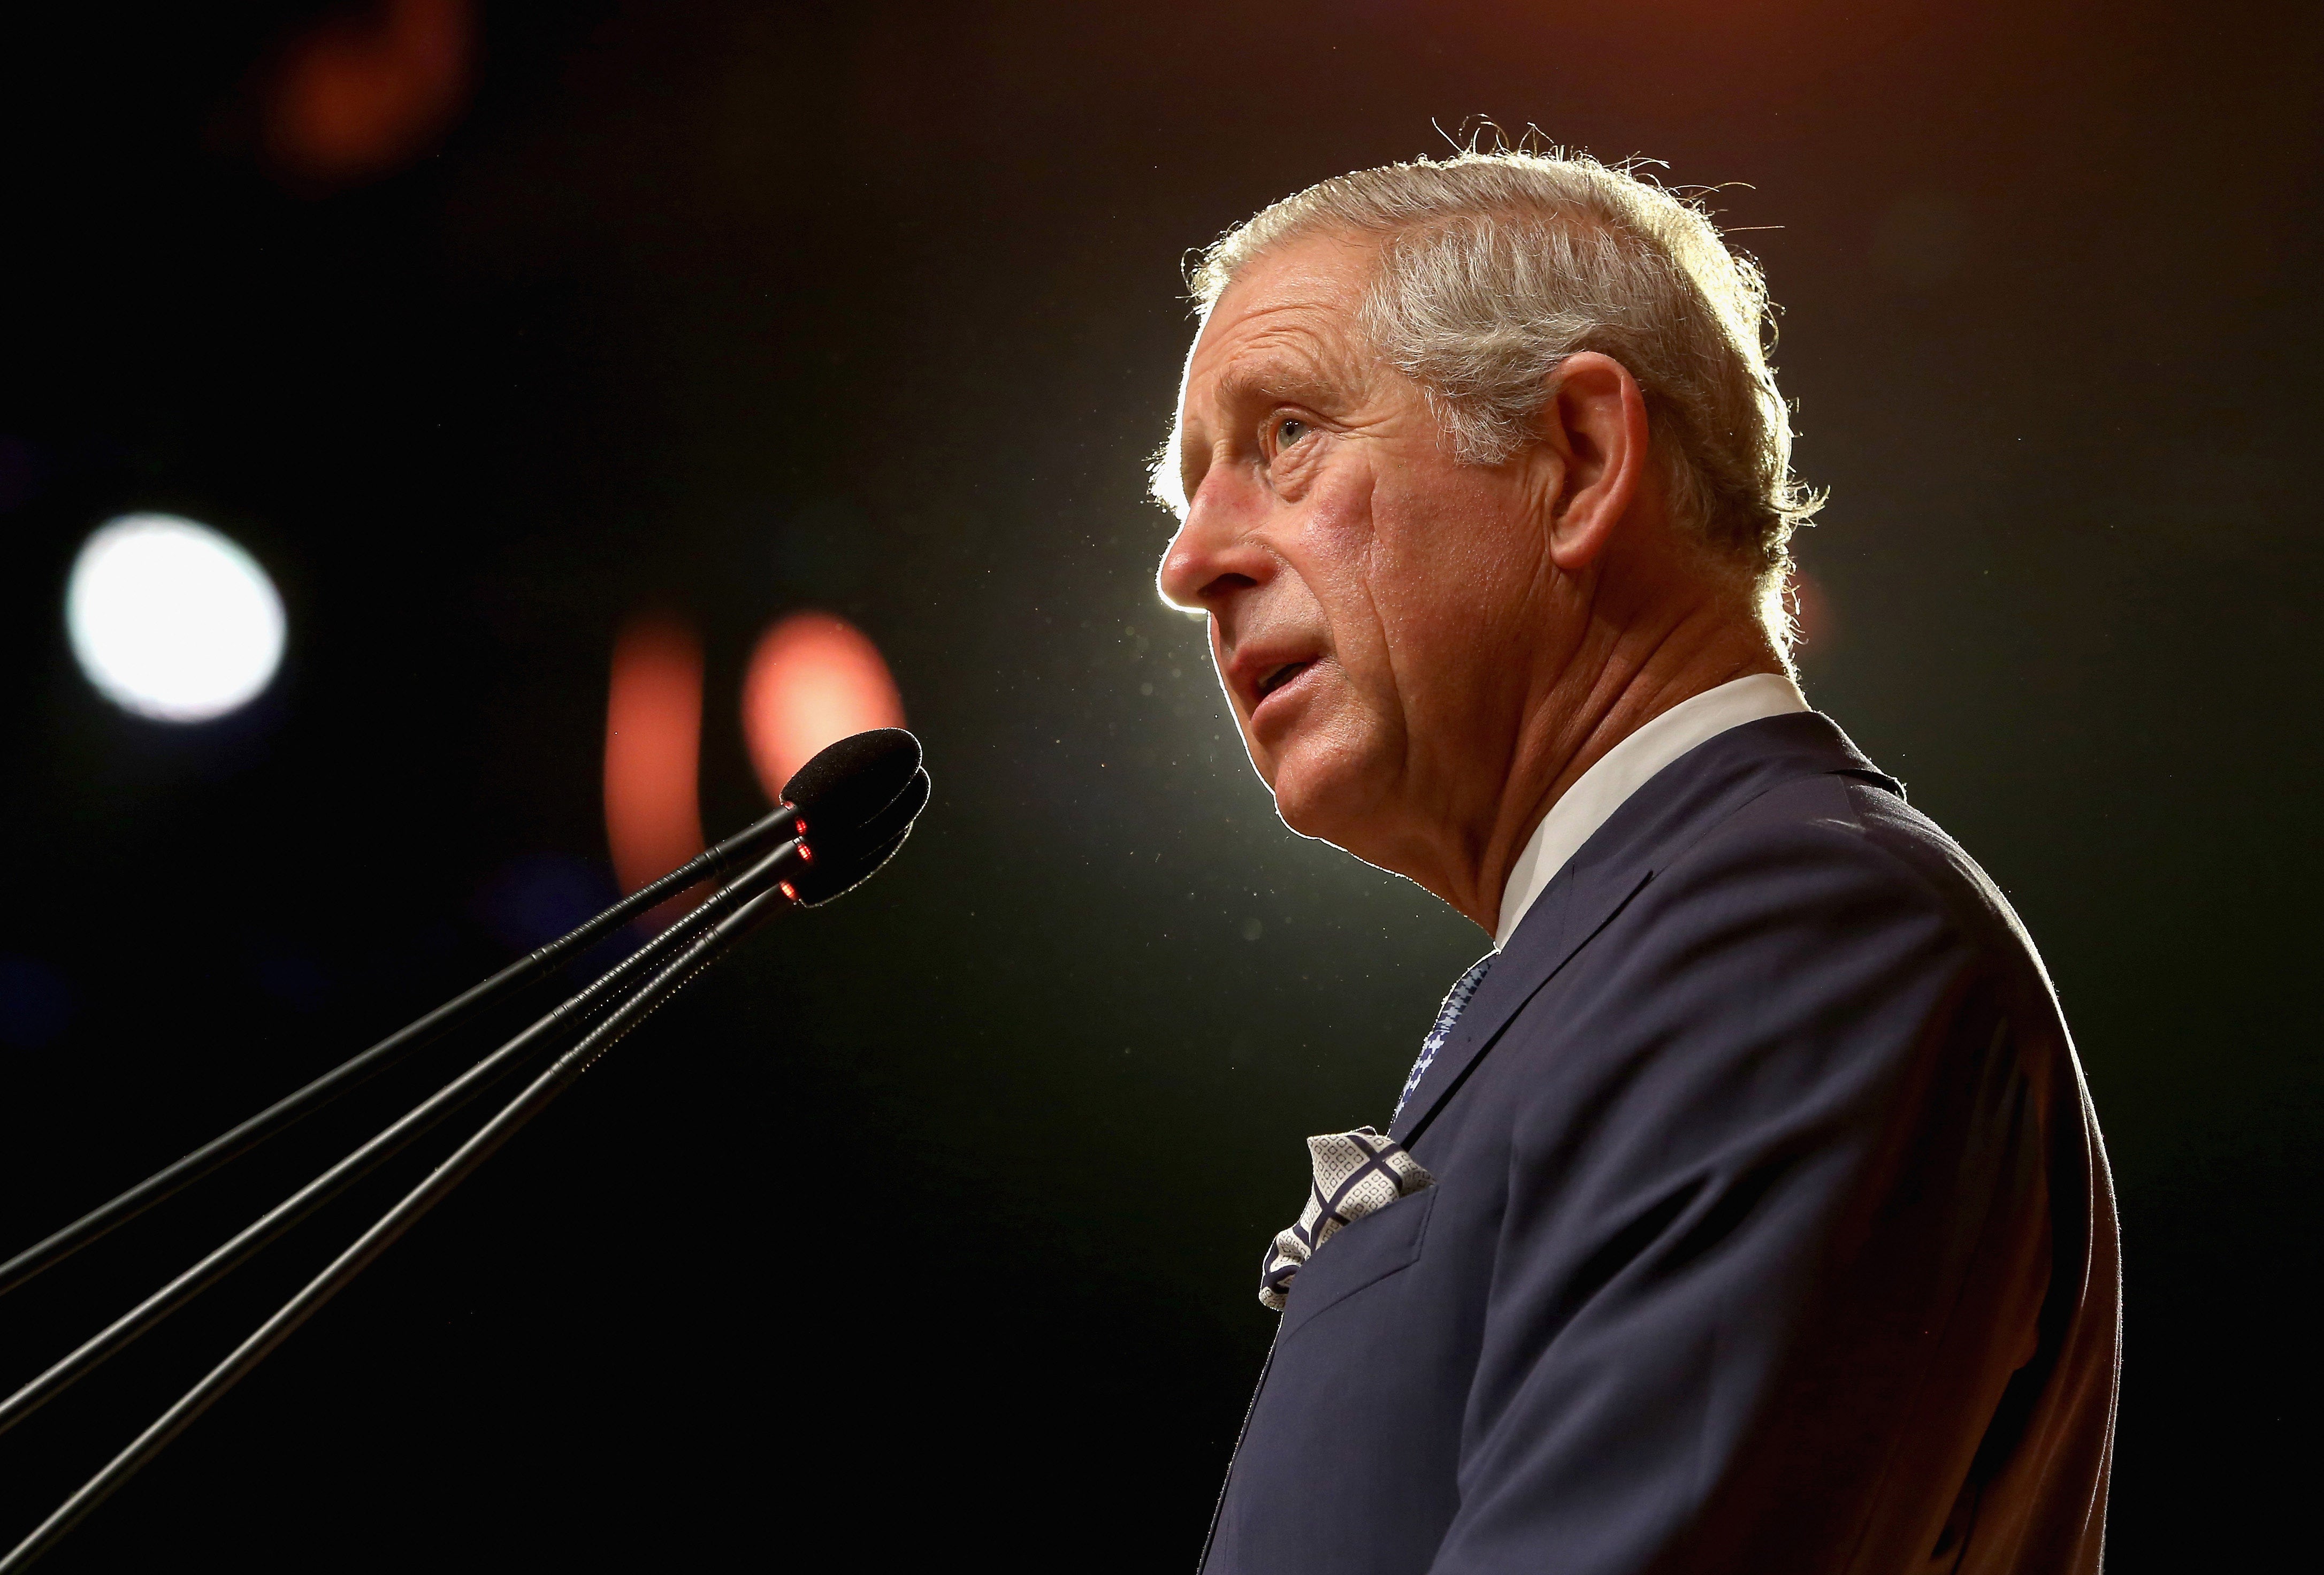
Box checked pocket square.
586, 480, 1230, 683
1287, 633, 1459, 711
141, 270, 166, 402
1259, 1127, 1435, 1311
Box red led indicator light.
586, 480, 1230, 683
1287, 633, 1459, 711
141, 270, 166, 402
778, 881, 799, 901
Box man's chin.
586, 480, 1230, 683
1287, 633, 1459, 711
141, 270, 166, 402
1265, 749, 1383, 852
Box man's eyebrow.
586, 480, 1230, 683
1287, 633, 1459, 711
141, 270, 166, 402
1212, 348, 1336, 409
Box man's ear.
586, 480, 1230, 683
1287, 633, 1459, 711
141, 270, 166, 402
1531, 351, 1651, 573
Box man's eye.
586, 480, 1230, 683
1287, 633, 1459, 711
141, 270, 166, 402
1275, 417, 1309, 450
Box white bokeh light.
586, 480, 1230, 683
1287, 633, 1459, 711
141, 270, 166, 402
66, 514, 286, 723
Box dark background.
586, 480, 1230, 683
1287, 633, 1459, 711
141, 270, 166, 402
0, 1, 2315, 1567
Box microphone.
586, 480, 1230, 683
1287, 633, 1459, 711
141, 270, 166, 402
786, 764, 931, 905
0, 730, 932, 1572
0, 728, 926, 1302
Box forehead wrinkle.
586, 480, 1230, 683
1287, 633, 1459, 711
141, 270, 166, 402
1202, 299, 1358, 395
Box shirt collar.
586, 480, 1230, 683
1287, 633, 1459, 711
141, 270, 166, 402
1493, 672, 1809, 949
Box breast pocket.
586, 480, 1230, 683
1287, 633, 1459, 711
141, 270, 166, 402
1279, 1185, 1438, 1345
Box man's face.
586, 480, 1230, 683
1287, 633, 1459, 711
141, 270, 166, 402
1157, 231, 1563, 871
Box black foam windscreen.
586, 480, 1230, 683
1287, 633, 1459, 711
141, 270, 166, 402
782, 728, 922, 831
792, 767, 931, 905
845, 765, 928, 848
797, 821, 917, 907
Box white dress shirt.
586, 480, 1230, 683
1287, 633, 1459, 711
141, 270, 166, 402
1493, 672, 1809, 949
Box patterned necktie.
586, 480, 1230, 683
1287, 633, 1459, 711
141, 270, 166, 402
1391, 952, 1495, 1126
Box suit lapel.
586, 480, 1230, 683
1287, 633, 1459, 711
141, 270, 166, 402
1387, 712, 1900, 1147
1388, 855, 1652, 1145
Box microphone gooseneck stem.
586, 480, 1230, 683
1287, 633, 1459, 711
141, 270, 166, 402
0, 882, 792, 1575
0, 837, 807, 1441
0, 806, 803, 1302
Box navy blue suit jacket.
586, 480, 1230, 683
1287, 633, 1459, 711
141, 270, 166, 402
1203, 713, 2119, 1575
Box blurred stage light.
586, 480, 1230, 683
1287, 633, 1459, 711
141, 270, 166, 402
741, 612, 907, 801
66, 514, 286, 723
603, 613, 707, 917
267, 0, 473, 187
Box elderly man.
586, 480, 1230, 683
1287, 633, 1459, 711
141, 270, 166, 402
1154, 151, 2118, 1575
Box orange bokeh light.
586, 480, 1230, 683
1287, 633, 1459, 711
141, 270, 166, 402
267, 0, 472, 187
741, 612, 907, 802
603, 613, 707, 920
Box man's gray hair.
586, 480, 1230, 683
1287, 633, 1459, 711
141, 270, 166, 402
1163, 148, 1818, 624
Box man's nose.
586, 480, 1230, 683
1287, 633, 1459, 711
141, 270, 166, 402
1157, 472, 1274, 612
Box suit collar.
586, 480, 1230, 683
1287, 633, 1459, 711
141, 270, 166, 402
1388, 712, 1898, 1145
1492, 672, 1808, 946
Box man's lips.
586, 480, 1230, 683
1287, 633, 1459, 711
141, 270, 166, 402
1226, 643, 1325, 721
1256, 659, 1313, 701
1247, 657, 1320, 724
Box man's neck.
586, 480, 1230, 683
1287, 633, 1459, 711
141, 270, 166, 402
1442, 600, 1784, 933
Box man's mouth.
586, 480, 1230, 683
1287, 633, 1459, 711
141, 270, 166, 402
1256, 660, 1314, 702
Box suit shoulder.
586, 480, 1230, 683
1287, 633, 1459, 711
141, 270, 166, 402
1663, 768, 2044, 976
1485, 769, 2065, 1173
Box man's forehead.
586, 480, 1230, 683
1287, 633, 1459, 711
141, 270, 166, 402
1182, 234, 1376, 413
